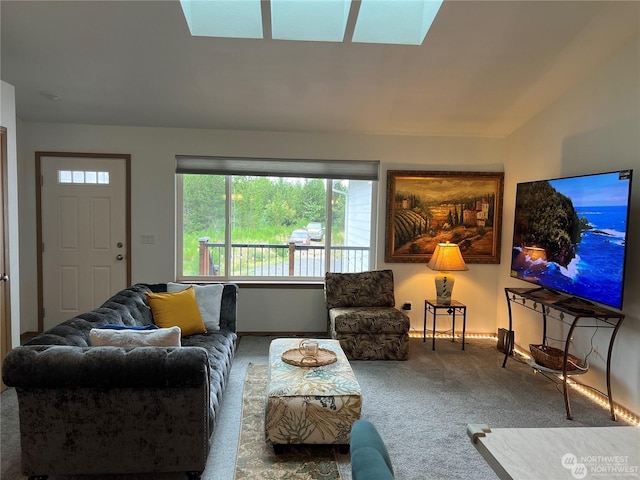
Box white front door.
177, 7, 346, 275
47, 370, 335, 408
39, 154, 130, 331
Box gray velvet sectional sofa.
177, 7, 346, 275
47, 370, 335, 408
2, 282, 238, 480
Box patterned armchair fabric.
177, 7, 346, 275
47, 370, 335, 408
324, 270, 409, 360
324, 270, 395, 309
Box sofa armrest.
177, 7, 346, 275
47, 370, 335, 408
2, 345, 209, 389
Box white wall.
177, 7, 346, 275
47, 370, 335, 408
17, 126, 503, 336
499, 37, 640, 415
1, 81, 20, 348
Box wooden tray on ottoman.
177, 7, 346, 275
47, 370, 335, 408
281, 347, 337, 367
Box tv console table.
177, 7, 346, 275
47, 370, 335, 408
503, 287, 625, 420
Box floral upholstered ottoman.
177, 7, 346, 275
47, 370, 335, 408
265, 338, 362, 451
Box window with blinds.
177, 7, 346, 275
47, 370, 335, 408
176, 155, 379, 281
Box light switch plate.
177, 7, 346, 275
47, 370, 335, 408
140, 234, 156, 244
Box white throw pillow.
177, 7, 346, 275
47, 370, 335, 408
90, 326, 181, 347
167, 283, 223, 331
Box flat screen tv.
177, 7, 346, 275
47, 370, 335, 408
510, 170, 633, 310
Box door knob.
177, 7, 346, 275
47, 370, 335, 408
0, 273, 8, 282
116, 255, 124, 261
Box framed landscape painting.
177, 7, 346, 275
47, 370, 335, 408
385, 170, 504, 264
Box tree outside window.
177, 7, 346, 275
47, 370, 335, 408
178, 174, 374, 280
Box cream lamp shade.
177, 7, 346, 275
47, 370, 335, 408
426, 241, 468, 304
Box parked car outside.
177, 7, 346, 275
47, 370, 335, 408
306, 222, 324, 241
288, 229, 311, 246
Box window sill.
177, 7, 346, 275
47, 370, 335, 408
175, 278, 324, 288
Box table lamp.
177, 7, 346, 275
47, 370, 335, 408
427, 241, 468, 304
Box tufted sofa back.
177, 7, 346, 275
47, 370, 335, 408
24, 283, 238, 347
24, 284, 159, 347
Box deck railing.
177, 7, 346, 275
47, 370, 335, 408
198, 239, 369, 276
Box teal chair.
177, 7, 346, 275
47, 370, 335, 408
350, 419, 394, 480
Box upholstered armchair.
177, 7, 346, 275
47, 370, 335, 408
324, 270, 410, 360
351, 419, 394, 480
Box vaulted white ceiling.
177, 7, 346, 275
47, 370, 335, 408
1, 1, 638, 137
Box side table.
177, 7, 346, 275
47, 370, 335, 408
423, 299, 467, 351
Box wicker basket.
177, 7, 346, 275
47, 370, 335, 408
529, 344, 581, 371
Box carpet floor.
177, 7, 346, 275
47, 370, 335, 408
233, 363, 341, 480
1, 336, 630, 479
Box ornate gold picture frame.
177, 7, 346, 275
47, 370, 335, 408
385, 170, 504, 264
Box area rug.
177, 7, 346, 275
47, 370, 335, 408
233, 363, 342, 480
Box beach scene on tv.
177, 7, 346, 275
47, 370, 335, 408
510, 171, 632, 309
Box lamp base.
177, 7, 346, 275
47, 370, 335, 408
434, 272, 455, 304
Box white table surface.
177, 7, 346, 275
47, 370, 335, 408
467, 424, 640, 480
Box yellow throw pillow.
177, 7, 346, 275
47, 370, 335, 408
145, 286, 206, 336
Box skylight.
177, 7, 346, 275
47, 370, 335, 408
353, 0, 443, 45
271, 0, 351, 42
179, 0, 443, 45
180, 0, 263, 39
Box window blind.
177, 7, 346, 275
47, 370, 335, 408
175, 155, 379, 181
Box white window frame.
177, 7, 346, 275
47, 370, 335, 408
176, 156, 379, 283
